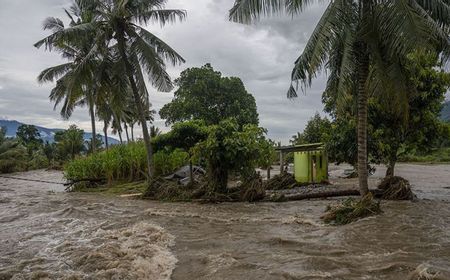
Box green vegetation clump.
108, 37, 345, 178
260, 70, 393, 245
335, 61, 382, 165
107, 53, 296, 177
399, 148, 450, 163
0, 126, 49, 174
321, 193, 382, 225
0, 141, 29, 173
65, 142, 188, 184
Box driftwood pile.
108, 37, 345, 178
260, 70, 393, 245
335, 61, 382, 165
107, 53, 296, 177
377, 176, 416, 200
321, 193, 382, 225
264, 173, 299, 190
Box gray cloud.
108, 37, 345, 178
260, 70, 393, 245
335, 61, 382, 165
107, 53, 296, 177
0, 0, 328, 143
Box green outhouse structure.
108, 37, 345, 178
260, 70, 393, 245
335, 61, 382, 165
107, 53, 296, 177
276, 143, 328, 184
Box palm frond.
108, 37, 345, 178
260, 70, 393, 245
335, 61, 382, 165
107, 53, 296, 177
134, 9, 186, 26
135, 25, 185, 66
37, 63, 74, 83
289, 0, 354, 96
126, 27, 173, 92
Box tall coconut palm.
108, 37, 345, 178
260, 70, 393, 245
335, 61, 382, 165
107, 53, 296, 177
230, 0, 450, 195
35, 0, 102, 153
88, 0, 186, 177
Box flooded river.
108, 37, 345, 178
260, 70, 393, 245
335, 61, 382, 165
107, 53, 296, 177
1, 164, 450, 279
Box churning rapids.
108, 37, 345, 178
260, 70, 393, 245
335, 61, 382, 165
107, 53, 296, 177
1, 164, 450, 280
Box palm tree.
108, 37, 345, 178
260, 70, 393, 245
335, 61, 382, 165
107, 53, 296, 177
149, 125, 161, 138
90, 0, 186, 177
230, 0, 450, 195
96, 93, 114, 149
35, 0, 102, 153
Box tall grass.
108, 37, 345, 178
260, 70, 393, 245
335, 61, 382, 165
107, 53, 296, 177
65, 141, 189, 184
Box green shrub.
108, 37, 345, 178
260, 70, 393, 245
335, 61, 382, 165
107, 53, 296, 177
0, 141, 28, 174
399, 147, 450, 163
28, 150, 50, 170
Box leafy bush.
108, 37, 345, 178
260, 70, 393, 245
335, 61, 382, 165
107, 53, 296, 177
0, 141, 28, 173
28, 150, 50, 170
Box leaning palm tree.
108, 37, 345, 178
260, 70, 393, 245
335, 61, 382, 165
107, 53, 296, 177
88, 0, 186, 177
35, 0, 102, 153
230, 0, 450, 195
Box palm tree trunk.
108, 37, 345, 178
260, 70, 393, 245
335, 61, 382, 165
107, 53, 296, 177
89, 102, 97, 154
103, 120, 109, 150
117, 31, 153, 178
131, 123, 134, 142
356, 0, 372, 197
118, 129, 123, 144
356, 46, 369, 196
124, 123, 130, 143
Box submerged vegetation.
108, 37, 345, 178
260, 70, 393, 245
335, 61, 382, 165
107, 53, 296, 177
321, 193, 382, 225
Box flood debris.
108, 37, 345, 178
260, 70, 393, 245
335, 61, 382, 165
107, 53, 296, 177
321, 193, 382, 225
377, 176, 417, 201
143, 174, 267, 203
264, 173, 298, 190
143, 177, 192, 201
407, 264, 446, 280
240, 175, 265, 202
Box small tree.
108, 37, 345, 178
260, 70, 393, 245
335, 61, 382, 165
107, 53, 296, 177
372, 51, 450, 176
196, 118, 267, 193
257, 138, 277, 179
291, 113, 332, 145
54, 125, 85, 160
16, 124, 43, 156
0, 127, 6, 144
153, 120, 208, 183
85, 134, 104, 154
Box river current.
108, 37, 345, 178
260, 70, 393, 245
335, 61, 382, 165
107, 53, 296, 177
1, 164, 449, 279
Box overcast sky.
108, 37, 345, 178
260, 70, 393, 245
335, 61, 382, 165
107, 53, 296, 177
0, 0, 328, 143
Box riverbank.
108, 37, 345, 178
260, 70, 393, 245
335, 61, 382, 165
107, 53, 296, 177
1, 164, 450, 279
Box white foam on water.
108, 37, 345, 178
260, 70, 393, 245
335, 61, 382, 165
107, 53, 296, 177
5, 221, 178, 280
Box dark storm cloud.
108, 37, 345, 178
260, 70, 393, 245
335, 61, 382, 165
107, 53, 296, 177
0, 0, 328, 142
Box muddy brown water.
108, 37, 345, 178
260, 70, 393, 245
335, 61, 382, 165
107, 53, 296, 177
1, 164, 450, 280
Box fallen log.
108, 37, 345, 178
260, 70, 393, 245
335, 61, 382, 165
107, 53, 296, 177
268, 189, 385, 202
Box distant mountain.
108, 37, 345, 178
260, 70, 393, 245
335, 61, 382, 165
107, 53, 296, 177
0, 119, 119, 145
442, 101, 450, 122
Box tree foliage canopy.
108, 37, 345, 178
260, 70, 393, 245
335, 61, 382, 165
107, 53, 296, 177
160, 64, 259, 126
290, 113, 331, 145
153, 120, 208, 155
371, 50, 450, 174
54, 125, 86, 160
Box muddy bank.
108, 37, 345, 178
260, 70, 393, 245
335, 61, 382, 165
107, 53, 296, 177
1, 165, 450, 279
